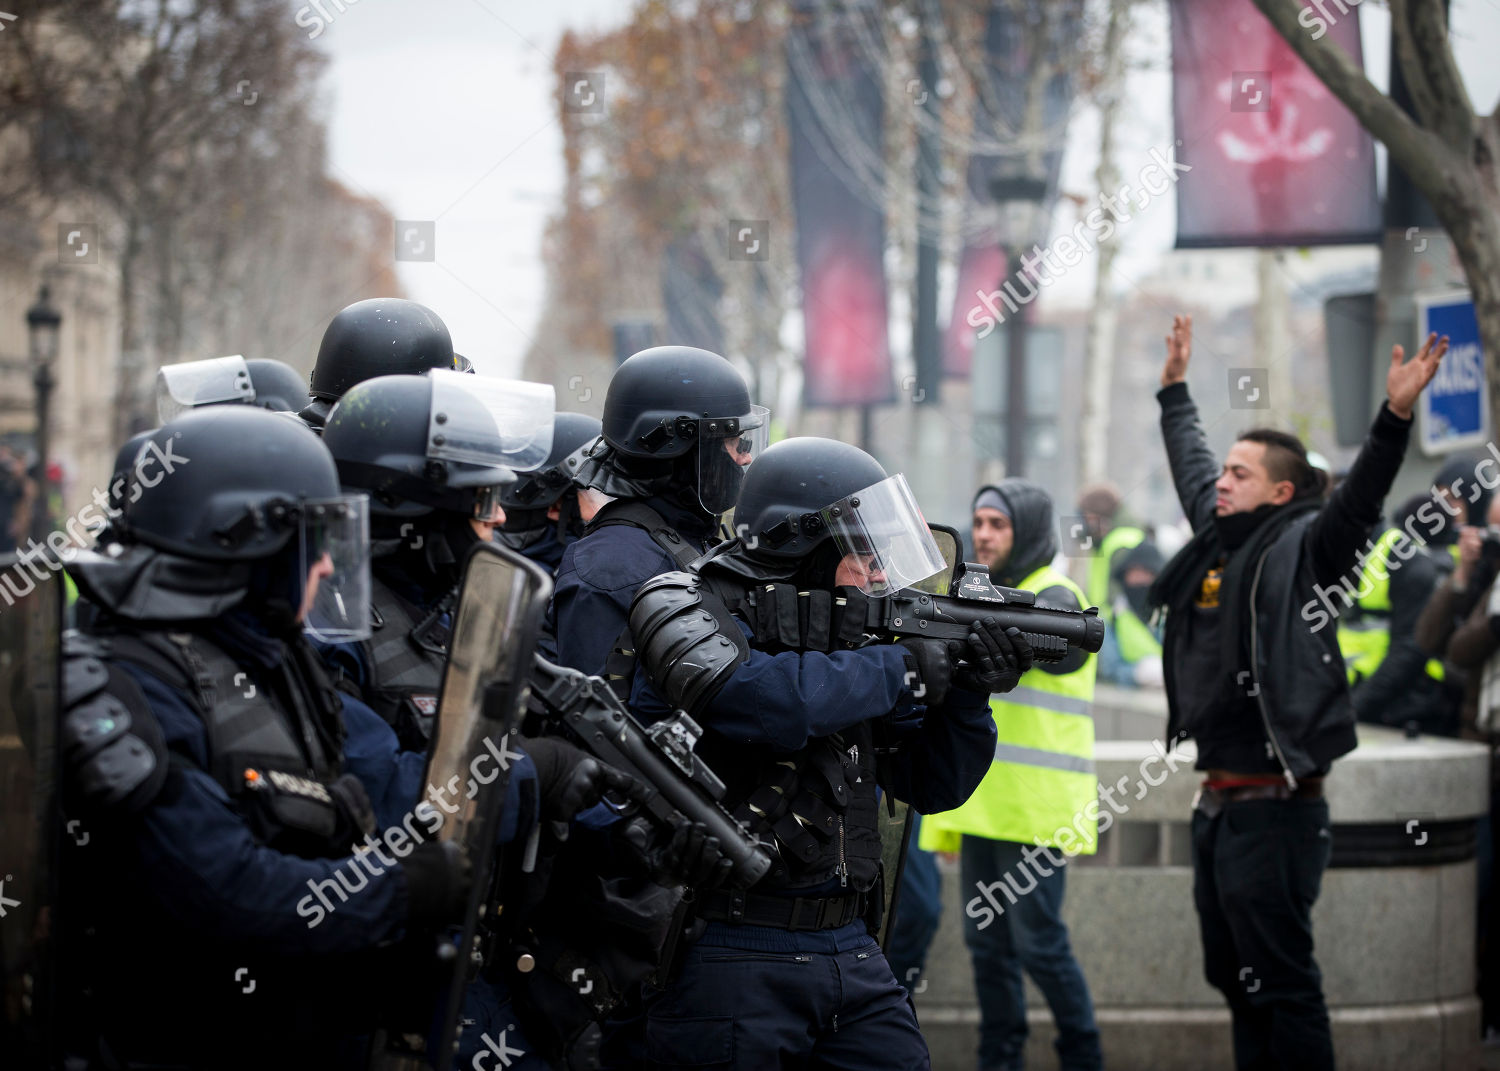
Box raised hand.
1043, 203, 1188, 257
1162, 314, 1192, 387
1386, 332, 1448, 419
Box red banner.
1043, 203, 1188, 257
786, 0, 894, 407
942, 1, 1079, 377
1169, 0, 1379, 247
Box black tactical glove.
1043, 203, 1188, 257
524, 734, 648, 841
620, 816, 734, 889
400, 840, 473, 928
897, 637, 954, 706
953, 618, 1034, 694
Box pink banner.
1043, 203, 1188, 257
1169, 0, 1379, 247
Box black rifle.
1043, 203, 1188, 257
865, 562, 1106, 663
527, 655, 773, 888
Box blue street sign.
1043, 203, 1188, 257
1417, 290, 1487, 456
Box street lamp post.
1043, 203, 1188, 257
26, 284, 61, 546
988, 172, 1048, 479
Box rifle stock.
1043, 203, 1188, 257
527, 655, 772, 888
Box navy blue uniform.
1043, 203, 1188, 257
65, 618, 537, 1069
545, 496, 716, 674
517, 527, 568, 573
630, 623, 996, 1069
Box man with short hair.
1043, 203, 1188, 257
1151, 313, 1447, 1071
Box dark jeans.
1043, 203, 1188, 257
644, 929, 929, 1070
960, 836, 1102, 1071
1190, 797, 1334, 1071
888, 814, 943, 993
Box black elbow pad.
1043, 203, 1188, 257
62, 637, 169, 814
629, 571, 750, 715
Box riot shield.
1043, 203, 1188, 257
877, 797, 913, 948
0, 553, 63, 1068
419, 542, 551, 1069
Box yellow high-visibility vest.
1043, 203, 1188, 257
1086, 525, 1145, 624
920, 564, 1099, 855
1336, 526, 1445, 684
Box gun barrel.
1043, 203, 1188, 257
878, 592, 1105, 659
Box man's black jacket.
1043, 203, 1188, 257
1157, 381, 1412, 782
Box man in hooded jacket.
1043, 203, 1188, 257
921, 478, 1101, 1071
1149, 314, 1447, 1071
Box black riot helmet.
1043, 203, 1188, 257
245, 358, 312, 412
726, 437, 945, 594
70, 406, 373, 638
582, 346, 768, 515
498, 412, 602, 514
309, 299, 456, 402
119, 407, 354, 561
323, 371, 555, 523
154, 355, 311, 420
299, 299, 464, 433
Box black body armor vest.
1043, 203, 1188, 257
685, 567, 890, 894
357, 577, 449, 750
92, 626, 369, 858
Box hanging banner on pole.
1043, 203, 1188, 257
786, 0, 894, 407
1168, 0, 1379, 248
943, 0, 1080, 378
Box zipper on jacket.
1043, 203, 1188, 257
1247, 549, 1298, 790
837, 816, 849, 887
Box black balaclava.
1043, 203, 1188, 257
374, 511, 487, 602
1113, 540, 1166, 621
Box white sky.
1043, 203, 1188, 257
310, 0, 1500, 377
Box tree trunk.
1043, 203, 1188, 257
114, 216, 143, 447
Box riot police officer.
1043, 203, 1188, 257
547, 345, 767, 676
496, 411, 604, 573
625, 437, 1030, 1070
317, 370, 555, 749
299, 297, 464, 431
60, 407, 638, 1069
59, 406, 481, 1067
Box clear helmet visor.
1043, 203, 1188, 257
300, 494, 372, 642
820, 474, 946, 595
427, 370, 555, 472
156, 355, 254, 421
697, 404, 771, 515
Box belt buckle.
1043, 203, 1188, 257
787, 898, 818, 931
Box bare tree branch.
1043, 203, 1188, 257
1249, 0, 1457, 198
1393, 0, 1475, 150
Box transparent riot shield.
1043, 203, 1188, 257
0, 554, 62, 1067
420, 542, 551, 1069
